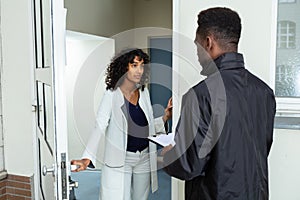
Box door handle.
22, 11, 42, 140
42, 164, 55, 176
69, 177, 78, 199
32, 100, 42, 112
69, 177, 79, 189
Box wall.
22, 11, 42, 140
0, 0, 35, 176
66, 31, 114, 166
64, 0, 134, 37
174, 0, 275, 88
0, 1, 4, 173
0, 174, 33, 199
174, 0, 300, 200
64, 0, 172, 39
134, 0, 172, 29
269, 129, 300, 200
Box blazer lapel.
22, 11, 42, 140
115, 87, 127, 118
113, 87, 128, 148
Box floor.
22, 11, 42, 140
70, 169, 171, 200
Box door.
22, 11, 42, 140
32, 0, 69, 199
149, 36, 172, 200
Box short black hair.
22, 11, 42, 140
197, 7, 241, 49
105, 48, 150, 90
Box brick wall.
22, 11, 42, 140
0, 173, 32, 200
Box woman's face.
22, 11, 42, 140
126, 56, 144, 84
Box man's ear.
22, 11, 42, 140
205, 35, 214, 52
205, 35, 222, 59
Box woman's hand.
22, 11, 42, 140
70, 158, 90, 172
162, 97, 173, 122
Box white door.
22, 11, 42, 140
32, 0, 69, 199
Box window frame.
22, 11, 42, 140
279, 0, 296, 3
277, 20, 296, 49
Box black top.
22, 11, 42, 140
125, 98, 149, 152
163, 52, 276, 200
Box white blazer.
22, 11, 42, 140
82, 87, 166, 195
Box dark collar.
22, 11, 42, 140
201, 52, 245, 76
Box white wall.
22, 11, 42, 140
174, 0, 300, 200
175, 0, 275, 88
65, 31, 114, 166
269, 129, 300, 200
1, 0, 35, 176
0, 2, 4, 173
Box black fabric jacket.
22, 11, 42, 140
163, 52, 276, 200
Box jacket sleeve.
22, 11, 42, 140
82, 90, 112, 167
163, 89, 212, 180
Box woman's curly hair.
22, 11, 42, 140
105, 48, 150, 91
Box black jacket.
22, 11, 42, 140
163, 53, 276, 200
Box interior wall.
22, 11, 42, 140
65, 31, 114, 166
115, 0, 172, 52
133, 0, 172, 29
64, 0, 172, 37
64, 0, 134, 37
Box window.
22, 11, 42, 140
274, 0, 300, 129
277, 21, 296, 49
275, 64, 300, 97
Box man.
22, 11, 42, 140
162, 7, 276, 200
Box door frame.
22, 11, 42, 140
171, 0, 185, 199
52, 1, 69, 199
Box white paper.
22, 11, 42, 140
148, 132, 175, 147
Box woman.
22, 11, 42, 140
71, 48, 172, 200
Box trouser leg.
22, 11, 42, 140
131, 149, 151, 200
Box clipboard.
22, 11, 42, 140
148, 132, 175, 147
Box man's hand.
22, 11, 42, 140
161, 144, 173, 156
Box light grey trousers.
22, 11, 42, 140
100, 148, 151, 200
124, 148, 151, 200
